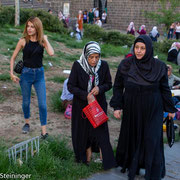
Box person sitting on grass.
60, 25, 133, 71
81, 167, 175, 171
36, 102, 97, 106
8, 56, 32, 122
167, 42, 180, 65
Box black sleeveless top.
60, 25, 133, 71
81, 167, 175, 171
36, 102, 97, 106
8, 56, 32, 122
23, 40, 44, 68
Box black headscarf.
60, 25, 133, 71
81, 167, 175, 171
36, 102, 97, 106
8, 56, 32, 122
121, 35, 166, 85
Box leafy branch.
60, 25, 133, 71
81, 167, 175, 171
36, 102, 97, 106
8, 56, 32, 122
144, 0, 180, 31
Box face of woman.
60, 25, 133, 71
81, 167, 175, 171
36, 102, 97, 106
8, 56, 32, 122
27, 21, 37, 36
134, 42, 146, 60
167, 66, 172, 76
88, 53, 100, 67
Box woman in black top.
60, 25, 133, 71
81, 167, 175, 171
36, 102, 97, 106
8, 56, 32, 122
110, 35, 177, 180
68, 41, 116, 170
10, 17, 54, 138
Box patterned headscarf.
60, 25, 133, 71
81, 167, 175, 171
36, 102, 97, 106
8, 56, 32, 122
78, 41, 101, 92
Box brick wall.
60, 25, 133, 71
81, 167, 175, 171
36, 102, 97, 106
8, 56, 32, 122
43, 0, 93, 17
107, 0, 168, 34
43, 0, 180, 34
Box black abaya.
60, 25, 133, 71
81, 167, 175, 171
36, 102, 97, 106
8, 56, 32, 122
110, 60, 177, 180
68, 60, 116, 170
110, 35, 177, 180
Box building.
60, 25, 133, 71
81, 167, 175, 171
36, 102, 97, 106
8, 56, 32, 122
44, 0, 173, 33
2, 0, 179, 34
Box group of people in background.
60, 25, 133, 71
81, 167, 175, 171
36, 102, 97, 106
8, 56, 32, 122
168, 22, 180, 40
127, 22, 160, 42
73, 8, 107, 40
82, 8, 107, 26
127, 21, 180, 41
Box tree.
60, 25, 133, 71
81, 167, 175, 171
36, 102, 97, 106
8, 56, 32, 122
15, 0, 20, 26
144, 0, 180, 31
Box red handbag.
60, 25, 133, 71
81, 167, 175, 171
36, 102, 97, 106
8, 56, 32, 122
82, 100, 108, 128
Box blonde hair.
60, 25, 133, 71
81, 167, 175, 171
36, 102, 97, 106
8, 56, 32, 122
23, 17, 44, 46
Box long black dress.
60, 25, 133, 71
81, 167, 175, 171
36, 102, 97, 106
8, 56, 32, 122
68, 60, 116, 170
110, 59, 177, 179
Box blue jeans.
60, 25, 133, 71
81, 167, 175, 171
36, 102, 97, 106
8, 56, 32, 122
20, 66, 47, 126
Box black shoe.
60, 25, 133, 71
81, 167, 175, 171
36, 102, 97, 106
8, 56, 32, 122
41, 133, 49, 140
22, 123, 30, 134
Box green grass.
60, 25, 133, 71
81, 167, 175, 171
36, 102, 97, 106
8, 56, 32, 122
47, 76, 66, 83
49, 90, 65, 113
0, 74, 11, 81
101, 44, 129, 58
0, 93, 5, 103
55, 51, 80, 62
0, 137, 102, 180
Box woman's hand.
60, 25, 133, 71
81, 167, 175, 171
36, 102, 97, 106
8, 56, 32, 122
168, 113, 175, 119
114, 110, 121, 119
91, 86, 99, 96
10, 74, 20, 83
87, 93, 95, 104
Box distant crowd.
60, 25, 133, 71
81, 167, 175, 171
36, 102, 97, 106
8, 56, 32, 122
127, 21, 180, 41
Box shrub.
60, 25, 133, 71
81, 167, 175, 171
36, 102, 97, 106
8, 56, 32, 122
0, 6, 67, 34
83, 24, 106, 42
20, 8, 32, 24
153, 39, 177, 54
0, 6, 14, 25
27, 9, 67, 34
103, 31, 135, 47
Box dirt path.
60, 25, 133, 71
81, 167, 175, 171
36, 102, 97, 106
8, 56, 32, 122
0, 51, 123, 148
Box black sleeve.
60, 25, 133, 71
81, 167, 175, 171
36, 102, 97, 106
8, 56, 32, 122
160, 66, 177, 113
67, 62, 88, 101
110, 65, 124, 110
98, 61, 112, 94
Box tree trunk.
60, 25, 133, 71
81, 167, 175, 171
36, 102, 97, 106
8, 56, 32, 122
15, 0, 20, 26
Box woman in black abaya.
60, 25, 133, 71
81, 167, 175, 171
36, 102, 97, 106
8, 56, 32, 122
110, 35, 177, 180
68, 41, 116, 170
